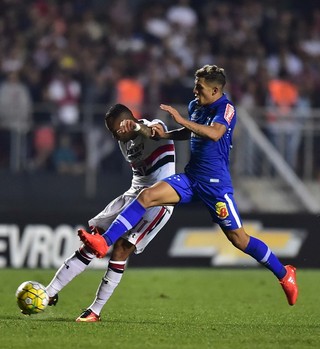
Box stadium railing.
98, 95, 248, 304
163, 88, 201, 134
1, 103, 320, 212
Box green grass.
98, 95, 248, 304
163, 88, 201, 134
0, 268, 319, 349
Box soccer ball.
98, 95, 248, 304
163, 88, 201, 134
16, 281, 49, 315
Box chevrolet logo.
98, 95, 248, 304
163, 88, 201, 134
169, 221, 307, 266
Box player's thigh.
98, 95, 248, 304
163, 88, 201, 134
138, 181, 181, 206
206, 193, 243, 230
122, 205, 173, 254
138, 173, 194, 207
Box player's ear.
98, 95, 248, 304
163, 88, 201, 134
212, 87, 218, 95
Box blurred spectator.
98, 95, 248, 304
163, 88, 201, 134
143, 2, 171, 41
83, 73, 114, 120
29, 125, 55, 171
52, 133, 84, 175
1, 45, 25, 74
166, 0, 198, 30
238, 80, 257, 111
46, 68, 81, 126
300, 8, 320, 57
0, 71, 32, 170
116, 68, 144, 119
0, 0, 319, 179
165, 0, 198, 71
267, 46, 303, 78
238, 80, 261, 176
0, 71, 32, 132
265, 69, 300, 170
294, 80, 313, 175
143, 61, 164, 116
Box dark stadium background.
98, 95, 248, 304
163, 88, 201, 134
0, 0, 320, 269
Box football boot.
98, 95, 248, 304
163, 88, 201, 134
76, 309, 101, 322
279, 265, 298, 305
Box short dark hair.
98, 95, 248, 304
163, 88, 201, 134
195, 65, 226, 88
105, 104, 133, 122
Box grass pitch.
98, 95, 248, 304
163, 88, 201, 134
0, 268, 319, 349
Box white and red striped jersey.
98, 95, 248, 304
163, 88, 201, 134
119, 119, 175, 191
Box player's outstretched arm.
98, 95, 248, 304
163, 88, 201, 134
160, 103, 226, 142
117, 119, 153, 138
151, 123, 191, 140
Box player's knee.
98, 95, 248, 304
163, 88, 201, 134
225, 230, 249, 251
137, 188, 158, 207
111, 239, 135, 260
90, 225, 104, 235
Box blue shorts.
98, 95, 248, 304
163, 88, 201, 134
162, 173, 242, 230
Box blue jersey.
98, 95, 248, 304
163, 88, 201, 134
162, 94, 241, 229
185, 94, 236, 188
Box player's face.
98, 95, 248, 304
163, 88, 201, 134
106, 116, 135, 142
193, 77, 219, 106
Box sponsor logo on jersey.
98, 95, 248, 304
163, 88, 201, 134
126, 143, 144, 161
215, 202, 229, 219
220, 219, 232, 227
224, 103, 235, 124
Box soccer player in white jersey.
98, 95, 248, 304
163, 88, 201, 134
46, 103, 175, 322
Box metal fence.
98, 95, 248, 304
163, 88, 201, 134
1, 103, 320, 211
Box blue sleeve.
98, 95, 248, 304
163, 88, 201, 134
212, 102, 236, 128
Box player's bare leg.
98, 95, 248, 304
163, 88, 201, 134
223, 226, 298, 305
76, 238, 135, 322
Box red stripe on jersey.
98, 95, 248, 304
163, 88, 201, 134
135, 207, 166, 244
144, 144, 175, 166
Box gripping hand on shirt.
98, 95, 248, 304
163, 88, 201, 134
117, 119, 139, 134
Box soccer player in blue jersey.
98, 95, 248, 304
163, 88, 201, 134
78, 64, 298, 306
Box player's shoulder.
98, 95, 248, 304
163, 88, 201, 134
213, 95, 236, 116
215, 94, 234, 109
214, 96, 236, 126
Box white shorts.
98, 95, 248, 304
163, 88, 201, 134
88, 194, 173, 254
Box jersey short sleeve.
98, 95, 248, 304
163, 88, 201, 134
212, 101, 236, 129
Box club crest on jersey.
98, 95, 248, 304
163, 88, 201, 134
190, 111, 199, 121
224, 103, 235, 125
215, 202, 229, 219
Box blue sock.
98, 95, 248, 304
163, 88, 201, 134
102, 199, 146, 246
244, 236, 286, 279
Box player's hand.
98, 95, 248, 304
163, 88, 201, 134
151, 123, 167, 139
117, 119, 138, 134
160, 104, 185, 125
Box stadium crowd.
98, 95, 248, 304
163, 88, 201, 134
0, 0, 319, 177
